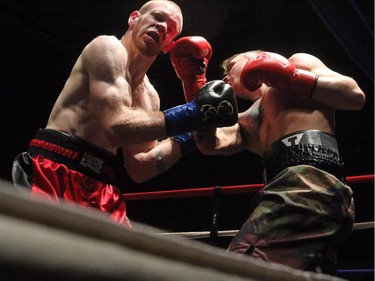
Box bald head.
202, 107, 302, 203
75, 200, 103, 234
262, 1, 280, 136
139, 0, 183, 33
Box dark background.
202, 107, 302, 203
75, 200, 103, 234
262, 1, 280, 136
1, 0, 374, 278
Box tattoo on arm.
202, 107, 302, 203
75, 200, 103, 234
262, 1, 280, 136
156, 147, 166, 172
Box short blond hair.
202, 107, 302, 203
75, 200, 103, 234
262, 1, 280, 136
221, 50, 262, 76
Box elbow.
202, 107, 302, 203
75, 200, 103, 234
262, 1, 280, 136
357, 91, 366, 110
127, 166, 148, 183
347, 78, 366, 110
199, 148, 218, 156
126, 157, 153, 183
130, 175, 146, 184
335, 80, 367, 110
352, 89, 366, 110
195, 142, 217, 156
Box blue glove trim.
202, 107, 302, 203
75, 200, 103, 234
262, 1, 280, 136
164, 102, 202, 136
171, 132, 196, 155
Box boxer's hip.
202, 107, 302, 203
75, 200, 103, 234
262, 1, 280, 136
26, 128, 126, 188
262, 130, 345, 184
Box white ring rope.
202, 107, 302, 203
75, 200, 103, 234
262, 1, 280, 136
158, 221, 374, 239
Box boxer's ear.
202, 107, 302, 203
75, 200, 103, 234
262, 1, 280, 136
128, 11, 140, 28
163, 40, 175, 54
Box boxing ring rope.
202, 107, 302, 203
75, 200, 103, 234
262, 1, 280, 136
125, 174, 375, 200
125, 174, 375, 237
158, 221, 375, 239
125, 173, 374, 278
0, 179, 346, 281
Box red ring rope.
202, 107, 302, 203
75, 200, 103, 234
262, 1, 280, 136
125, 174, 374, 201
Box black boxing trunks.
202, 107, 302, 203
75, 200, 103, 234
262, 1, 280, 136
12, 128, 131, 227
262, 130, 346, 184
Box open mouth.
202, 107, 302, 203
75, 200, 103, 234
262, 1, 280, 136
146, 31, 160, 44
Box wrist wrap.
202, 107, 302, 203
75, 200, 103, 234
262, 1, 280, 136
171, 132, 196, 155
164, 102, 201, 136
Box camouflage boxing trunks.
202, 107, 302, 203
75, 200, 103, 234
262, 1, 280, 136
228, 130, 354, 274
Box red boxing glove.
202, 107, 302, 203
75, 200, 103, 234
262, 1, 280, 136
240, 52, 318, 97
170, 36, 212, 102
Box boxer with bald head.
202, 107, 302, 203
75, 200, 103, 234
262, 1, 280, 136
12, 0, 237, 226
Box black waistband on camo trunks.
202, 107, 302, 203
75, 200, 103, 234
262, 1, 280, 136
28, 129, 126, 188
262, 130, 346, 184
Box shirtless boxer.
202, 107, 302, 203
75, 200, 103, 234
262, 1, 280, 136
196, 51, 365, 274
12, 0, 237, 227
